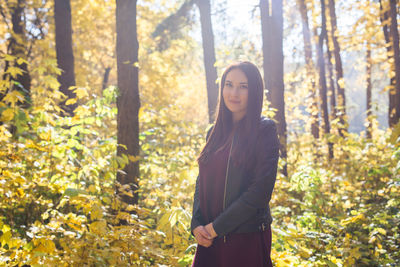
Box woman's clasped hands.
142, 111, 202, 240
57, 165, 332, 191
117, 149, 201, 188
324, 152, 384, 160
193, 223, 217, 248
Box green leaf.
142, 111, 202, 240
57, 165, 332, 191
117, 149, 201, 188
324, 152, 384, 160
324, 259, 338, 267
64, 188, 86, 197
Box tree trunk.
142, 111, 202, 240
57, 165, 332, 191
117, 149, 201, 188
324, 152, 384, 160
1, 0, 31, 108
325, 36, 337, 123
327, 0, 346, 136
116, 0, 140, 205
260, 0, 287, 176
366, 42, 372, 139
297, 0, 319, 139
316, 0, 333, 159
389, 0, 400, 125
195, 0, 218, 123
102, 67, 111, 91
54, 0, 77, 116
379, 0, 396, 127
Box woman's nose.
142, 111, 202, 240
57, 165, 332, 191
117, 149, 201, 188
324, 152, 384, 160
232, 86, 240, 95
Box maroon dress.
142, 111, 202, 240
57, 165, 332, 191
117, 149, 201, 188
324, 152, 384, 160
192, 136, 273, 267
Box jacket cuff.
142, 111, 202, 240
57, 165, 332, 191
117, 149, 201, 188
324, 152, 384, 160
212, 220, 225, 236
190, 218, 202, 236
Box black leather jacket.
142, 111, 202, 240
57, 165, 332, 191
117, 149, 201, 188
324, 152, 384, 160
191, 117, 280, 237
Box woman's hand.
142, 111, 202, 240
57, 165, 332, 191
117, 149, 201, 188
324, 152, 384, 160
193, 226, 213, 247
205, 223, 217, 238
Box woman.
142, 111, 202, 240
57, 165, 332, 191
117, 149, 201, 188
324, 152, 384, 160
191, 61, 280, 267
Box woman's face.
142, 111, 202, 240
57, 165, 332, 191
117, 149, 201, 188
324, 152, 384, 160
223, 68, 249, 121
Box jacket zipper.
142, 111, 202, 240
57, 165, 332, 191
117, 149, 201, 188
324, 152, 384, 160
222, 133, 234, 243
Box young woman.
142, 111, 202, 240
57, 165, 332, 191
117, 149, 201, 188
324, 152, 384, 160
191, 61, 280, 267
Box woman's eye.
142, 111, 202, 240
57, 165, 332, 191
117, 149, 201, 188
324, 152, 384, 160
225, 83, 232, 87
241, 85, 248, 89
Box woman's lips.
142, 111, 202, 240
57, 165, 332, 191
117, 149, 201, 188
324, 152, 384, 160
229, 100, 240, 104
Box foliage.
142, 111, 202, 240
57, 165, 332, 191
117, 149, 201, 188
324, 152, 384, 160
0, 85, 161, 266
270, 128, 400, 266
1, 85, 399, 265
1, 0, 400, 266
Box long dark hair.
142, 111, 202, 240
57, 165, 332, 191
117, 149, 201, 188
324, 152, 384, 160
197, 61, 264, 169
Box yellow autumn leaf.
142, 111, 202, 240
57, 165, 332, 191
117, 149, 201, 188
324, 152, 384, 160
116, 212, 130, 221
376, 228, 387, 236
44, 75, 60, 90
25, 139, 47, 151
0, 231, 12, 246
5, 66, 24, 78
39, 131, 51, 141
16, 57, 28, 65
33, 238, 56, 254
88, 184, 97, 193
102, 196, 111, 205
128, 154, 140, 162
74, 87, 88, 99
90, 204, 103, 220
34, 66, 46, 75
122, 190, 133, 197
89, 220, 107, 235
298, 246, 313, 258
3, 90, 25, 106
1, 108, 14, 121
65, 98, 77, 105
3, 54, 16, 62
341, 213, 366, 226
125, 205, 136, 212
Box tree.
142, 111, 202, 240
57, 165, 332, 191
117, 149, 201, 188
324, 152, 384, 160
327, 0, 346, 136
366, 41, 372, 139
297, 0, 319, 139
116, 0, 140, 205
1, 0, 31, 109
102, 67, 111, 91
54, 0, 77, 116
379, 0, 396, 127
388, 0, 400, 125
195, 0, 218, 123
325, 28, 337, 124
316, 0, 333, 159
260, 0, 287, 175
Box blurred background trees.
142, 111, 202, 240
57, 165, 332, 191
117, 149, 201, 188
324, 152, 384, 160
0, 0, 399, 265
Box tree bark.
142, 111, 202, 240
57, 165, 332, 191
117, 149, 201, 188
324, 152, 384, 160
366, 42, 372, 139
297, 0, 319, 139
102, 67, 111, 91
54, 0, 77, 116
116, 0, 140, 205
389, 0, 400, 125
327, 0, 346, 136
1, 0, 31, 108
325, 36, 337, 123
260, 0, 287, 176
316, 0, 333, 159
195, 0, 218, 123
379, 0, 396, 127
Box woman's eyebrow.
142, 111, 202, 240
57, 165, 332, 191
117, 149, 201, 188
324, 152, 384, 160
225, 80, 248, 86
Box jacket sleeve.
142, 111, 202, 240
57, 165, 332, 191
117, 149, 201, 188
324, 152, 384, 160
190, 125, 214, 235
212, 120, 280, 236
190, 174, 203, 235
